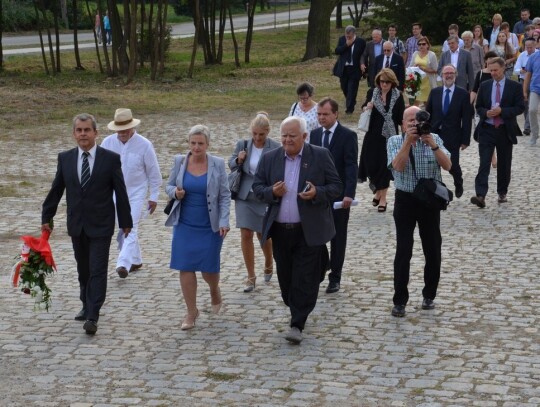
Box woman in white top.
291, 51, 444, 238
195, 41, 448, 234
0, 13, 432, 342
288, 82, 319, 141
228, 113, 280, 292
473, 25, 489, 54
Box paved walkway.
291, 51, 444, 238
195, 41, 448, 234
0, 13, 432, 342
1, 112, 539, 406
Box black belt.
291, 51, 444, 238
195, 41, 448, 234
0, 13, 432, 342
275, 222, 301, 230
482, 123, 505, 129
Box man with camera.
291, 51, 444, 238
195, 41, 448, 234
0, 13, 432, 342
386, 107, 452, 317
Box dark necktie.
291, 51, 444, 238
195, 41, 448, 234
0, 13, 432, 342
323, 129, 331, 148
385, 56, 390, 68
81, 151, 90, 190
494, 82, 502, 127
443, 88, 450, 115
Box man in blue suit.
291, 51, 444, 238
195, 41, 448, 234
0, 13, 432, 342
310, 97, 358, 294
253, 116, 342, 344
426, 64, 472, 198
42, 114, 133, 335
333, 25, 366, 114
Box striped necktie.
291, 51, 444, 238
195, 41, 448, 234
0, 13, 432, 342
81, 152, 90, 190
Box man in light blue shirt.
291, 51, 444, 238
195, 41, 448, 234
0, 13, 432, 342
523, 48, 540, 145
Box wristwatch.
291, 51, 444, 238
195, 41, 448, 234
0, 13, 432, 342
431, 146, 440, 151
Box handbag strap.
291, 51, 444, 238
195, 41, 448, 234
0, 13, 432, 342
237, 140, 248, 170
403, 134, 419, 181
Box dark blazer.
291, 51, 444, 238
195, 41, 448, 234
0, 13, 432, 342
426, 85, 473, 148
475, 78, 525, 144
228, 137, 280, 201
42, 146, 132, 237
361, 40, 384, 86
438, 49, 475, 91
309, 123, 358, 200
253, 144, 342, 246
333, 36, 366, 79
375, 52, 405, 90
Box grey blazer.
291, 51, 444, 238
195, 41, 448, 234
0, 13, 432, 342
164, 153, 230, 232
438, 48, 475, 91
228, 137, 280, 201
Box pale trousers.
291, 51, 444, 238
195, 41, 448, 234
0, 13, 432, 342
529, 91, 540, 141
116, 198, 144, 270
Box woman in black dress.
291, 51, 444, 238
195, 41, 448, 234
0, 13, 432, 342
358, 68, 405, 212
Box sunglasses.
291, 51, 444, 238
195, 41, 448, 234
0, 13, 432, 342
418, 43, 427, 46
379, 80, 392, 84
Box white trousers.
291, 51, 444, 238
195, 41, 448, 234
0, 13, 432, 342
529, 91, 540, 141
116, 197, 144, 270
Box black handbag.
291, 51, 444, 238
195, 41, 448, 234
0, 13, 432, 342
163, 198, 174, 215
228, 140, 248, 200
408, 147, 453, 211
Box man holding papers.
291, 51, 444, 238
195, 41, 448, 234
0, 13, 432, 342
310, 97, 359, 294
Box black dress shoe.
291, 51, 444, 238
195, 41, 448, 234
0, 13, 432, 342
470, 195, 486, 208
74, 308, 87, 321
391, 304, 406, 317
325, 281, 340, 293
422, 298, 435, 310
116, 266, 128, 278
83, 320, 98, 335
455, 184, 463, 198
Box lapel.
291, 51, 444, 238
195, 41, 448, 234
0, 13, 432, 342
500, 79, 513, 106
310, 127, 323, 146
68, 148, 80, 187
206, 154, 215, 188
328, 123, 340, 150
297, 144, 312, 191
91, 146, 105, 187
243, 139, 253, 174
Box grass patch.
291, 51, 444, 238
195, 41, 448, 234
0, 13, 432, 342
0, 184, 20, 198
205, 371, 242, 381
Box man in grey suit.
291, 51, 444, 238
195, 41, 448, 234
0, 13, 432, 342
42, 113, 133, 335
253, 116, 342, 344
361, 28, 384, 88
438, 35, 475, 91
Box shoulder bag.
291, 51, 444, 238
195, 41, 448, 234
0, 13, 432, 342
358, 108, 372, 132
164, 155, 185, 215
228, 140, 248, 200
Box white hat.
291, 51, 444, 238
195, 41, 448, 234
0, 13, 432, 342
107, 108, 141, 131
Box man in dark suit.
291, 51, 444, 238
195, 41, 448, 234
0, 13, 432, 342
310, 97, 358, 294
471, 57, 525, 208
375, 41, 406, 90
42, 113, 133, 335
438, 35, 475, 91
361, 28, 384, 88
426, 64, 472, 198
253, 117, 342, 344
333, 25, 366, 114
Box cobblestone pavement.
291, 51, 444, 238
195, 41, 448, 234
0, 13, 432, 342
1, 112, 539, 406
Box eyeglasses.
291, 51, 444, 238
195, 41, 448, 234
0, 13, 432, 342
298, 96, 310, 101
418, 43, 427, 46
379, 80, 392, 84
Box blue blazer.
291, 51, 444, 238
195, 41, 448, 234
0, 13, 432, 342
333, 36, 366, 79
165, 153, 230, 232
252, 144, 342, 246
228, 137, 280, 201
375, 52, 405, 90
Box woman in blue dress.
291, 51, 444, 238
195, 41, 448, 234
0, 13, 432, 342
165, 125, 231, 330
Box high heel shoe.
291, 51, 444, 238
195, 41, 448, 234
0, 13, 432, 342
263, 267, 273, 283
181, 309, 199, 330
372, 198, 380, 207
377, 204, 387, 213
243, 276, 256, 293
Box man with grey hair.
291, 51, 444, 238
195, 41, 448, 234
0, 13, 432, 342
101, 108, 162, 279
438, 35, 475, 91
253, 116, 342, 344
361, 28, 385, 88
42, 113, 133, 335
333, 25, 366, 114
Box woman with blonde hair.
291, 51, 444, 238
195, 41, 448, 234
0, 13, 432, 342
165, 125, 231, 330
229, 112, 280, 292
473, 25, 489, 54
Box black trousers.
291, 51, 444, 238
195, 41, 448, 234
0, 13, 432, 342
392, 190, 441, 306
71, 231, 112, 321
444, 145, 463, 188
475, 124, 513, 197
270, 223, 323, 331
339, 66, 360, 113
328, 207, 350, 284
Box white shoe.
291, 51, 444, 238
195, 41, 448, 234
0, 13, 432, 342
530, 137, 537, 146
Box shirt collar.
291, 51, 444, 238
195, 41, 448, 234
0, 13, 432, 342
284, 145, 304, 160
324, 121, 339, 133
78, 144, 97, 158
444, 84, 456, 93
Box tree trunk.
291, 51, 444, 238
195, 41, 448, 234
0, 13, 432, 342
0, 0, 3, 70
187, 0, 200, 78
73, 0, 84, 69
59, 0, 68, 28
151, 0, 163, 80
34, 1, 50, 75
227, 4, 240, 68
53, 8, 61, 72
98, 0, 112, 75
85, 0, 103, 73
127, 0, 137, 83
216, 1, 226, 63
157, 0, 167, 77
303, 0, 338, 61
139, 0, 145, 67
336, 1, 342, 29
244, 0, 256, 63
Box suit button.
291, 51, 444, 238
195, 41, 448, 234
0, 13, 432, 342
209, 209, 211, 212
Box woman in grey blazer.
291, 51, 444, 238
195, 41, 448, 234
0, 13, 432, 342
228, 113, 280, 292
165, 125, 231, 330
